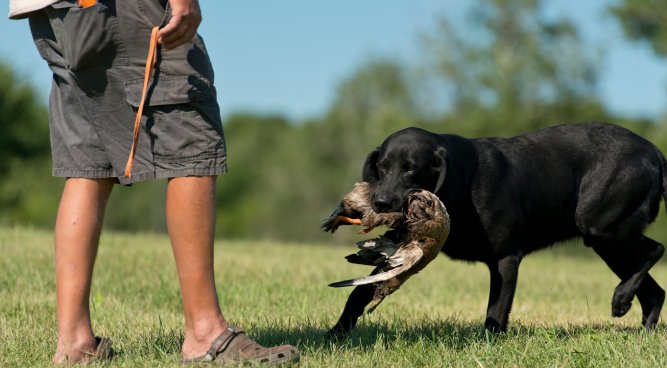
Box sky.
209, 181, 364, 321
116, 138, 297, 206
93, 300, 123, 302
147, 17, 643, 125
0, 0, 665, 121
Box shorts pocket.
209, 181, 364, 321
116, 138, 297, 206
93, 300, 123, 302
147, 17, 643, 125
151, 110, 210, 159
55, 1, 129, 71
125, 74, 224, 162
125, 75, 212, 107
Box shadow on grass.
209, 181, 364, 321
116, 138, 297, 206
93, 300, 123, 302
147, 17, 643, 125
246, 314, 666, 353
123, 314, 665, 359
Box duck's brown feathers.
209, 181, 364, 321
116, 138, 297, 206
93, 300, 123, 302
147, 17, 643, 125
326, 184, 450, 314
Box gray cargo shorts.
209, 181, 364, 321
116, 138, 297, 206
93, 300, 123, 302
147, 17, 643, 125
28, 0, 227, 185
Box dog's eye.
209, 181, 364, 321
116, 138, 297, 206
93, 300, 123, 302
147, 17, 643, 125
380, 164, 386, 170
407, 165, 415, 172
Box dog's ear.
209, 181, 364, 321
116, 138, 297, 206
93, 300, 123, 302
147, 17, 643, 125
432, 147, 451, 195
362, 146, 381, 185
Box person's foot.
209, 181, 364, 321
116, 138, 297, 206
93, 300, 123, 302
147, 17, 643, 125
52, 334, 98, 365
181, 320, 229, 358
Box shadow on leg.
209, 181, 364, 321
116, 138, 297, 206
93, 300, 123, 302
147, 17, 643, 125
592, 244, 665, 330
485, 254, 521, 333
325, 267, 381, 340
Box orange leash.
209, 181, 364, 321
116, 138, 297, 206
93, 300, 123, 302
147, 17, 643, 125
124, 26, 160, 178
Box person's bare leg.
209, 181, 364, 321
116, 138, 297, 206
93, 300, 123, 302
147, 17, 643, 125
53, 178, 116, 365
166, 176, 228, 358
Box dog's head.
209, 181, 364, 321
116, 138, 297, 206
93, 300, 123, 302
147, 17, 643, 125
362, 127, 449, 213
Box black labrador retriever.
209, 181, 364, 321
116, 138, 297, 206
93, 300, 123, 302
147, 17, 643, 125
328, 122, 665, 337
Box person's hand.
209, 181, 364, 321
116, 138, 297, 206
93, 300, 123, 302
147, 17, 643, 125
158, 0, 202, 51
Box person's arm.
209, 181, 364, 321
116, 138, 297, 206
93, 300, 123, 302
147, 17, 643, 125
157, 0, 202, 51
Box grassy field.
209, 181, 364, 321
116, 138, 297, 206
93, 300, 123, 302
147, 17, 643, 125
1, 226, 667, 367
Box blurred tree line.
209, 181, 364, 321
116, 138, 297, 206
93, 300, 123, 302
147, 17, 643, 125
2, 0, 667, 245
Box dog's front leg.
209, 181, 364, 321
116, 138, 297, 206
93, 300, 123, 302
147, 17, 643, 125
325, 266, 381, 340
484, 254, 522, 333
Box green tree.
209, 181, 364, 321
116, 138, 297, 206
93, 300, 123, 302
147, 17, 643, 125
317, 60, 418, 189
0, 63, 59, 226
422, 0, 605, 137
0, 63, 50, 174
211, 62, 420, 244
611, 0, 667, 57
609, 0, 667, 152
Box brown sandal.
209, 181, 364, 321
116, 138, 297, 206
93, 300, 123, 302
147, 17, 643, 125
181, 326, 300, 366
80, 336, 116, 365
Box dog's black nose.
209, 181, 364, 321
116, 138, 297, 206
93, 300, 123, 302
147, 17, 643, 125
374, 195, 393, 212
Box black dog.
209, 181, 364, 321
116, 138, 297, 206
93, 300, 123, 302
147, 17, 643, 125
328, 122, 665, 337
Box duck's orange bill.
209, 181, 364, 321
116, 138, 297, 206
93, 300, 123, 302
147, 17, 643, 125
79, 0, 96, 8
124, 26, 160, 178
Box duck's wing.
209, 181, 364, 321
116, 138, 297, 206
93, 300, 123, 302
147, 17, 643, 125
357, 235, 399, 258
344, 235, 399, 266
343, 254, 378, 266
328, 242, 423, 287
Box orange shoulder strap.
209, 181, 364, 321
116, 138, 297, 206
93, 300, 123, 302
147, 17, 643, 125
79, 0, 96, 8
124, 26, 160, 178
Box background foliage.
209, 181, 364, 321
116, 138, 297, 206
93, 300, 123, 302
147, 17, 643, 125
2, 0, 667, 245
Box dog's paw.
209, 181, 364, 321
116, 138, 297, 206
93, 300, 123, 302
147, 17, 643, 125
324, 326, 349, 342
611, 293, 633, 318
483, 318, 507, 334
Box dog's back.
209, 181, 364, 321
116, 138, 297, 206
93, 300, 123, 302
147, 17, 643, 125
467, 122, 666, 252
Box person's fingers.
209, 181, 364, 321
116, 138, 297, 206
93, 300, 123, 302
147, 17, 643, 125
158, 15, 201, 50
158, 13, 185, 40
159, 19, 190, 45
163, 25, 197, 51
157, 0, 201, 50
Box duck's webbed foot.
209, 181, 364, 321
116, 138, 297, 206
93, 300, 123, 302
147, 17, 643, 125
322, 215, 362, 233
359, 226, 375, 234
330, 216, 362, 234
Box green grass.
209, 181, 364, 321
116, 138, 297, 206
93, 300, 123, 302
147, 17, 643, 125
1, 226, 667, 367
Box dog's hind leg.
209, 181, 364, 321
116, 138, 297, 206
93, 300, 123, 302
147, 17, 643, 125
592, 244, 665, 330
636, 275, 665, 330
484, 253, 522, 333
606, 237, 663, 319
325, 267, 381, 340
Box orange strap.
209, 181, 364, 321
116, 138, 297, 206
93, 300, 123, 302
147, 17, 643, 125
124, 26, 160, 178
79, 0, 96, 7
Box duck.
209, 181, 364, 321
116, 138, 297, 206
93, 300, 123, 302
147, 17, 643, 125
321, 182, 405, 234
327, 188, 450, 313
